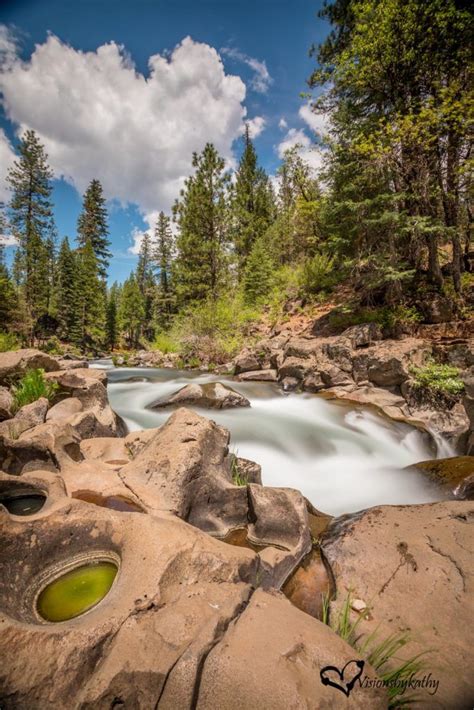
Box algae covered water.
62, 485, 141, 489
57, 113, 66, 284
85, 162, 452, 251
37, 562, 118, 622
94, 362, 451, 516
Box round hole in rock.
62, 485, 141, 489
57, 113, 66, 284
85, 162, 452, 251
36, 559, 118, 622
0, 487, 46, 516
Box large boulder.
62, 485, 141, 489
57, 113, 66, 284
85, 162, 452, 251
0, 349, 60, 385
234, 348, 261, 374
342, 323, 383, 349
322, 501, 474, 708
149, 382, 250, 410
237, 369, 278, 382
197, 589, 387, 710
360, 338, 430, 388
0, 397, 49, 439
462, 375, 474, 455
410, 456, 474, 499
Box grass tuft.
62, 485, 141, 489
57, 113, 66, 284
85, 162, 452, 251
11, 369, 59, 412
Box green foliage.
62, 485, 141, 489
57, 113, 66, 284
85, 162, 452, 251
323, 593, 429, 709
11, 369, 59, 412
40, 336, 64, 356
299, 253, 336, 296
230, 454, 248, 486
411, 361, 465, 397
77, 179, 111, 279
328, 304, 422, 332
242, 238, 274, 305
119, 273, 145, 348
76, 239, 106, 350
0, 332, 20, 352
151, 332, 180, 354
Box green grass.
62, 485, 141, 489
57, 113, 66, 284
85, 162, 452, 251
151, 332, 180, 354
322, 592, 429, 708
230, 453, 248, 486
11, 369, 59, 413
0, 332, 20, 352
410, 361, 465, 397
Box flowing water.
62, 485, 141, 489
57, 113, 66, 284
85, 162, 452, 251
93, 360, 453, 516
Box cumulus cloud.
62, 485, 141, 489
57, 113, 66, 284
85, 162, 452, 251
0, 128, 15, 203
0, 30, 253, 222
277, 127, 325, 174
245, 115, 266, 139
221, 47, 272, 93
299, 102, 331, 137
278, 117, 288, 130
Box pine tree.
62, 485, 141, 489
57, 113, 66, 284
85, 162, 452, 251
153, 211, 175, 328
6, 130, 55, 328
77, 179, 111, 279
232, 125, 274, 273
242, 238, 274, 305
173, 143, 230, 306
119, 273, 144, 348
53, 237, 80, 341
136, 232, 154, 340
106, 283, 119, 351
0, 207, 16, 328
76, 239, 106, 350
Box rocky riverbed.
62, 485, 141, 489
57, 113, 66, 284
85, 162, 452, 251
0, 347, 473, 709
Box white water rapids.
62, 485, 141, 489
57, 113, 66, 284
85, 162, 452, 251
93, 361, 453, 516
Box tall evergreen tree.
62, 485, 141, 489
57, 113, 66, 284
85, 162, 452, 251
53, 237, 80, 341
76, 239, 106, 350
77, 179, 111, 279
0, 209, 17, 329
232, 125, 274, 273
119, 273, 144, 347
106, 283, 119, 350
242, 238, 274, 305
173, 143, 230, 306
6, 130, 55, 326
136, 232, 155, 340
153, 211, 175, 328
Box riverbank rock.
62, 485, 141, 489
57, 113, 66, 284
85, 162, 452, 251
410, 456, 474, 499
342, 323, 383, 348
0, 349, 60, 385
149, 382, 250, 410
0, 397, 49, 439
197, 589, 387, 710
237, 369, 278, 382
322, 501, 474, 708
234, 348, 262, 374
0, 387, 13, 421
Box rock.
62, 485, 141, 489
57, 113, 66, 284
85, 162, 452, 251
455, 474, 474, 500
463, 375, 474, 455
342, 323, 383, 348
278, 356, 310, 380
0, 387, 13, 421
302, 372, 325, 392
79, 437, 131, 468
150, 382, 250, 410
322, 501, 474, 708
0, 503, 258, 709
0, 397, 49, 439
56, 358, 89, 370
233, 457, 262, 485
123, 427, 161, 458
0, 349, 60, 385
410, 456, 474, 498
46, 397, 83, 421
45, 369, 125, 437
197, 589, 387, 710
237, 369, 278, 382
281, 376, 299, 391
319, 363, 354, 387
234, 348, 261, 374
361, 338, 430, 387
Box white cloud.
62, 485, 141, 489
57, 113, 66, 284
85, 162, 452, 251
221, 47, 272, 93
0, 233, 18, 247
0, 128, 15, 203
0, 31, 251, 219
246, 116, 266, 139
277, 127, 325, 175
299, 102, 331, 137
278, 117, 288, 130
0, 25, 19, 69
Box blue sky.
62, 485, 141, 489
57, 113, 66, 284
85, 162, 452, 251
0, 0, 329, 282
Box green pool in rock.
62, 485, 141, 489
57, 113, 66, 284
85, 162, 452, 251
37, 561, 118, 622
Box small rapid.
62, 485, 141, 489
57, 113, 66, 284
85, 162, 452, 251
94, 361, 452, 516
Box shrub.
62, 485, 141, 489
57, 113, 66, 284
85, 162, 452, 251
0, 332, 20, 352
299, 253, 336, 296
151, 332, 180, 354
11, 369, 59, 412
410, 361, 465, 397
40, 336, 64, 356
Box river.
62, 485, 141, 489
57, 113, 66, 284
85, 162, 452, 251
92, 360, 452, 516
